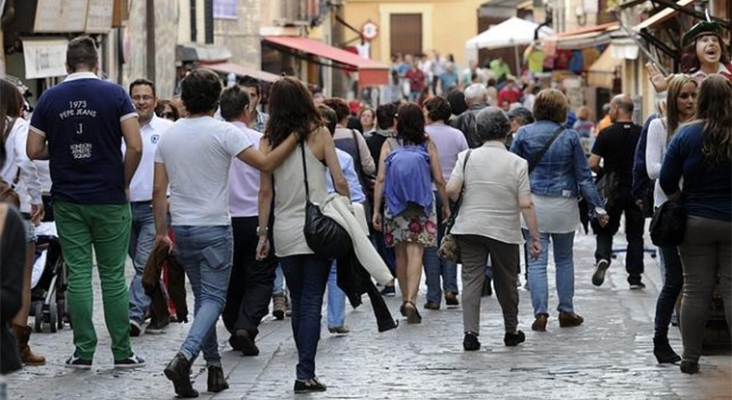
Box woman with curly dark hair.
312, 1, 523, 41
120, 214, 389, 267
257, 77, 349, 393
372, 103, 450, 324
660, 75, 732, 375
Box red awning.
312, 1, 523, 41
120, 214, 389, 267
203, 62, 281, 83
264, 36, 389, 86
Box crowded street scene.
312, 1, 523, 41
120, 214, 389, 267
0, 0, 730, 399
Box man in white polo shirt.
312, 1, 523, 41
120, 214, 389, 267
127, 79, 173, 336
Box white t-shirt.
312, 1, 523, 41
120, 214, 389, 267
228, 121, 263, 218
1, 117, 41, 212
155, 116, 252, 226
128, 115, 173, 202
646, 118, 676, 208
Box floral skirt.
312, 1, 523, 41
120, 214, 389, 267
384, 202, 437, 248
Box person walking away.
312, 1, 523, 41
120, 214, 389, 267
366, 104, 398, 295
450, 84, 490, 148
27, 36, 144, 369
449, 107, 541, 351
372, 103, 450, 324
126, 79, 174, 336
219, 85, 280, 356
257, 77, 350, 393
1, 78, 45, 365
573, 106, 595, 139
422, 96, 468, 309
511, 89, 608, 331
154, 69, 299, 397
589, 94, 646, 289
645, 74, 697, 364
659, 75, 731, 375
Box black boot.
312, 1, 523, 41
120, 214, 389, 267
653, 337, 681, 364
207, 365, 229, 393
164, 353, 199, 398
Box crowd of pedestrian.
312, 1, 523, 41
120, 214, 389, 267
0, 24, 730, 398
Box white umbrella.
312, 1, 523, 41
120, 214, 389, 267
465, 17, 555, 69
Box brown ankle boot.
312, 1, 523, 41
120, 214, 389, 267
12, 324, 46, 365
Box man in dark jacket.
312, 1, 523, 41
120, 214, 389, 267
450, 84, 489, 148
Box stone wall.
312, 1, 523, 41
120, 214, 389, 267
213, 0, 261, 68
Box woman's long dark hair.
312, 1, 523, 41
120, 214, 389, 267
265, 77, 324, 149
0, 78, 23, 141
396, 103, 427, 145
696, 75, 732, 164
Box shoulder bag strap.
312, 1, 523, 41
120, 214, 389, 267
528, 125, 564, 173
351, 129, 363, 168
300, 143, 310, 202
455, 149, 473, 209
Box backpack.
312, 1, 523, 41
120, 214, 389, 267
383, 139, 432, 216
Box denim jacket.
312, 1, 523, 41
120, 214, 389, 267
510, 120, 604, 208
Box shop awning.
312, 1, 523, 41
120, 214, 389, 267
588, 45, 623, 89
634, 0, 697, 31
543, 23, 619, 54
263, 36, 389, 86
204, 62, 281, 83
176, 43, 232, 63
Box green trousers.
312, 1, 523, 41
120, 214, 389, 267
54, 201, 133, 361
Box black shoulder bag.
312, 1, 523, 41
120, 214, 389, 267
438, 149, 472, 264
649, 161, 699, 247
301, 143, 352, 259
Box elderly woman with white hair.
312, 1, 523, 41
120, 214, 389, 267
447, 107, 541, 352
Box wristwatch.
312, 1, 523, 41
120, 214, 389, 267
256, 226, 268, 236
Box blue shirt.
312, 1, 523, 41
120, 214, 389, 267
30, 72, 137, 204
384, 141, 433, 216
252, 111, 269, 133
660, 121, 731, 222
327, 149, 365, 204
438, 71, 459, 93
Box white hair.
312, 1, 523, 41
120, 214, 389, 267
464, 84, 488, 105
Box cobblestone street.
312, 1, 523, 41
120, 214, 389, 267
6, 232, 731, 400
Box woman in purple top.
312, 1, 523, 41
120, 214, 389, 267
372, 103, 450, 324
422, 96, 468, 309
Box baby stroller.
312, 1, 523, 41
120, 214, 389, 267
30, 234, 71, 333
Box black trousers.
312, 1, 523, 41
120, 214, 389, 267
592, 189, 645, 284
222, 216, 278, 339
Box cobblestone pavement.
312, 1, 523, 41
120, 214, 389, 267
6, 231, 731, 400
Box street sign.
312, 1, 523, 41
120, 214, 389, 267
361, 21, 379, 41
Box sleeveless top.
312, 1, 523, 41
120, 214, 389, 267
273, 138, 328, 257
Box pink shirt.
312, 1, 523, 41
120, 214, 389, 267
228, 121, 263, 217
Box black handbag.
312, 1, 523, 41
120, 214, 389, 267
649, 198, 686, 247
301, 143, 352, 259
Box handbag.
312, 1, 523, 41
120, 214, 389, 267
301, 143, 352, 259
649, 197, 686, 247
595, 170, 620, 209
438, 150, 472, 263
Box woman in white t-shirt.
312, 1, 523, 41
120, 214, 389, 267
645, 74, 697, 364
0, 78, 44, 365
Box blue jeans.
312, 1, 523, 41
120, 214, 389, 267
524, 230, 576, 317
423, 192, 458, 304
128, 201, 157, 322
273, 264, 287, 296
327, 263, 346, 328
173, 225, 233, 366
280, 254, 331, 380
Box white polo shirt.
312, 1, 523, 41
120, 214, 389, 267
129, 114, 173, 202
228, 121, 263, 218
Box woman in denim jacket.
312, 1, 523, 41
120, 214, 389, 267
510, 89, 608, 331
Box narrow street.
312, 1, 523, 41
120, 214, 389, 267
6, 232, 731, 400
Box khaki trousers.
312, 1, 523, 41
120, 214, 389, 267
457, 234, 520, 335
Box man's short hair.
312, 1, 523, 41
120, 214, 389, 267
464, 84, 488, 104
475, 107, 511, 143
423, 96, 452, 122
129, 78, 156, 97
533, 89, 569, 124
219, 85, 250, 121
181, 68, 223, 115
376, 103, 397, 130
318, 105, 338, 135
240, 77, 261, 96
506, 106, 535, 126
66, 36, 98, 72
322, 98, 350, 122
613, 95, 634, 115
